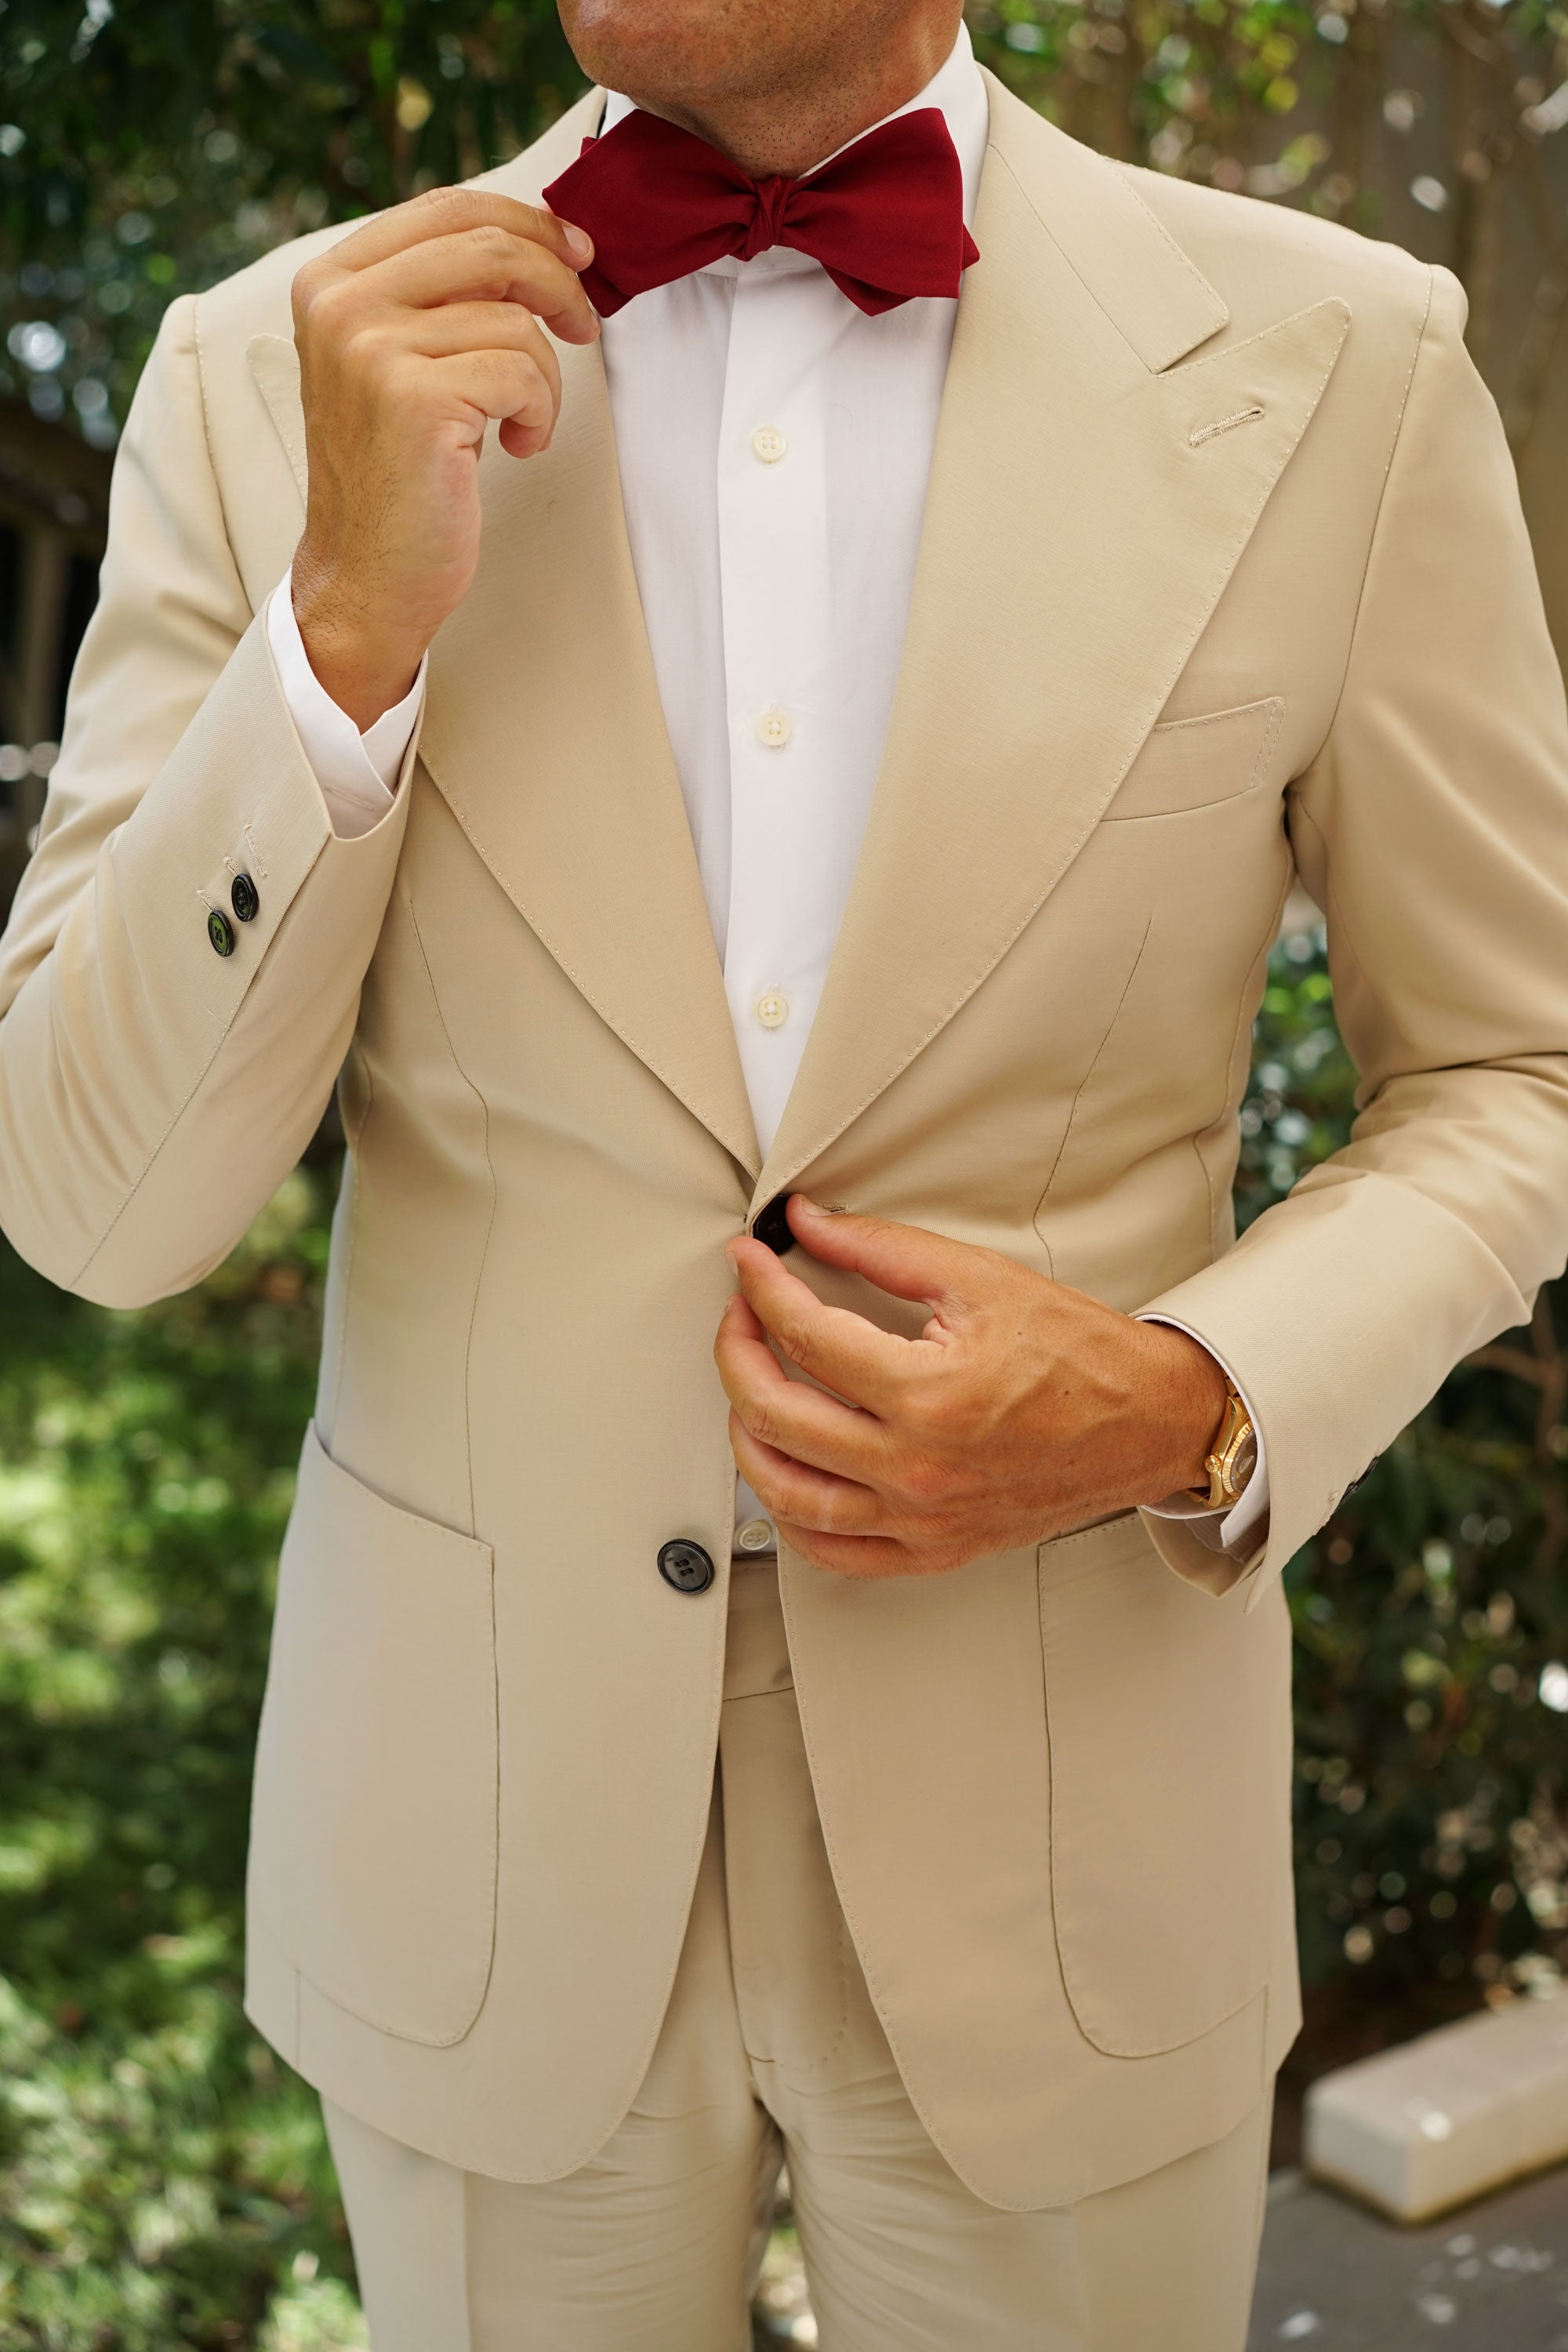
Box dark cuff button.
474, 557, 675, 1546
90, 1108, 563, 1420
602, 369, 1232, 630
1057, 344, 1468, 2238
657, 1539, 715, 1595
752, 1193, 795, 1254
207, 907, 235, 957
230, 871, 260, 923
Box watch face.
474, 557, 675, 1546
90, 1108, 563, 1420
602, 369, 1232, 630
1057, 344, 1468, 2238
1230, 1429, 1259, 1498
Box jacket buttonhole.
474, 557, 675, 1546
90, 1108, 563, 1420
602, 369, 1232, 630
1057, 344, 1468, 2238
1188, 405, 1265, 448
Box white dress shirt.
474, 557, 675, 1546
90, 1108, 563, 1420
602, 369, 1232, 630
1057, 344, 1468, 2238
267, 22, 1267, 1556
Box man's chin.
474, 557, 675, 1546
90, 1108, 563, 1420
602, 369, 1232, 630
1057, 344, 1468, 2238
557, 0, 822, 114
559, 0, 737, 97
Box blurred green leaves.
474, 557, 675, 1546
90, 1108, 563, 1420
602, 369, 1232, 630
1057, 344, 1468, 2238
1, 0, 583, 430
971, 0, 1565, 205
0, 1164, 356, 2347
1236, 922, 1356, 1223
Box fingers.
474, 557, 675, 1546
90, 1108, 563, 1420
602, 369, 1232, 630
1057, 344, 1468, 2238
714, 1294, 891, 1481
361, 225, 598, 342
383, 296, 564, 359
727, 1413, 881, 1537
386, 299, 563, 394
324, 187, 594, 279
774, 1522, 932, 1581
727, 1238, 916, 1412
786, 1196, 999, 1316
716, 1265, 982, 1582
424, 349, 559, 451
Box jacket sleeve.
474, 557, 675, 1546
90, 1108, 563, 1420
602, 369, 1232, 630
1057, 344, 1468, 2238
1141, 266, 1568, 1602
0, 293, 412, 1307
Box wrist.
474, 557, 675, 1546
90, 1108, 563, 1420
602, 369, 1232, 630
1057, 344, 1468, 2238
1135, 1323, 1232, 1501
291, 548, 427, 733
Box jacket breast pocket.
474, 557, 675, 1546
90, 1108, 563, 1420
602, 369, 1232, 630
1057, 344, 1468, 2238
251, 1422, 497, 2045
1104, 697, 1284, 821
1038, 1512, 1290, 2056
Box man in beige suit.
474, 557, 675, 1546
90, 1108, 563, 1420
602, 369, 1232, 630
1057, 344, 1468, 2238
5, 0, 1568, 2339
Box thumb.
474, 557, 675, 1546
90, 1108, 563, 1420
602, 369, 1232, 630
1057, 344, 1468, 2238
786, 1196, 982, 1311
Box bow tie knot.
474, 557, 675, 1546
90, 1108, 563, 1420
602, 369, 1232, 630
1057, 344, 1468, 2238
737, 173, 794, 263
543, 106, 979, 319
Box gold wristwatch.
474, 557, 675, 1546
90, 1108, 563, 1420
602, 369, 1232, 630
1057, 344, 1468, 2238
1189, 1378, 1258, 1510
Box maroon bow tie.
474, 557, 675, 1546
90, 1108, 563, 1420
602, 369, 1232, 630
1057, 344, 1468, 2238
543, 107, 979, 319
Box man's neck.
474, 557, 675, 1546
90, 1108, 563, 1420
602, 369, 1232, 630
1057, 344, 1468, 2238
622, 14, 963, 179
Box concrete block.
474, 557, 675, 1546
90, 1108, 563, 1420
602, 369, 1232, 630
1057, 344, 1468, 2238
1304, 1991, 1568, 2222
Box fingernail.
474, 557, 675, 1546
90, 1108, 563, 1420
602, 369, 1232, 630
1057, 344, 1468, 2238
561, 220, 593, 264
793, 1195, 825, 1215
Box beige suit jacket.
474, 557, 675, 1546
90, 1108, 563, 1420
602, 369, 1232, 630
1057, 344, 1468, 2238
3, 75, 1567, 2207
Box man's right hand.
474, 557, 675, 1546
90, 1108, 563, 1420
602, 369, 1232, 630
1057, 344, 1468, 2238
289, 189, 600, 731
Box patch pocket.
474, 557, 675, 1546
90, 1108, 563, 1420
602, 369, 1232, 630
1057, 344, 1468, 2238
252, 1421, 497, 2045
1103, 697, 1284, 821
1038, 1511, 1289, 2056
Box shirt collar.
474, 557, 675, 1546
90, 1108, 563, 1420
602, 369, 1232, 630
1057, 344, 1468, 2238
598, 21, 988, 277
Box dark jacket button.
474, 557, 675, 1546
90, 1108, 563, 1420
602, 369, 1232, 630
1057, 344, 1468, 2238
657, 1539, 715, 1595
752, 1194, 795, 1254
230, 872, 260, 923
207, 908, 235, 957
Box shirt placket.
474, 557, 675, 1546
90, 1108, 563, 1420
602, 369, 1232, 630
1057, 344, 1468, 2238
716, 260, 840, 1161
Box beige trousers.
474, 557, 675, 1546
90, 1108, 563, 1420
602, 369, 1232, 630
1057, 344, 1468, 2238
325, 1560, 1273, 2351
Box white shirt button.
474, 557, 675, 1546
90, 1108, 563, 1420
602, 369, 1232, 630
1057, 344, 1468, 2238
756, 706, 793, 750
754, 989, 789, 1029
735, 1516, 775, 1552
751, 425, 788, 464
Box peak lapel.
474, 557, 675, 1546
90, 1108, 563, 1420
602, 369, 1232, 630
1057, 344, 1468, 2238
756, 80, 1348, 1207
416, 338, 760, 1177
416, 93, 760, 1177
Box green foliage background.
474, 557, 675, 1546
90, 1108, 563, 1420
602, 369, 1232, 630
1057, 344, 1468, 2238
2, 1, 580, 437
0, 1163, 364, 2346
2, 1, 1567, 2344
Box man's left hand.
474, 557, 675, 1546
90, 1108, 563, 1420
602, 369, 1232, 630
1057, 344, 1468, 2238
714, 1196, 1230, 1577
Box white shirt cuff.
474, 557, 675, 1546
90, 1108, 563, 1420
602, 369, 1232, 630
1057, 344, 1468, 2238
1135, 1316, 1270, 1559
266, 571, 426, 839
